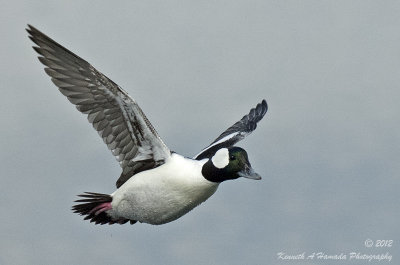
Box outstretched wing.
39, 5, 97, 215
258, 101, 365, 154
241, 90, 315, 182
194, 99, 268, 160
27, 25, 171, 188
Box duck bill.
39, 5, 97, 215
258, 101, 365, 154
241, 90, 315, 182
238, 165, 261, 180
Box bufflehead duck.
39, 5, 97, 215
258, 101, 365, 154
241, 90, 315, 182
27, 25, 268, 225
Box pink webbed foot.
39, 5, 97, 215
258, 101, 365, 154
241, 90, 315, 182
89, 202, 112, 216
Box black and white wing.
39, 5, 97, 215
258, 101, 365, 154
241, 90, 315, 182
194, 99, 268, 160
27, 25, 170, 188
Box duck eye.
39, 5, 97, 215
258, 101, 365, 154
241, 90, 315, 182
229, 155, 236, 160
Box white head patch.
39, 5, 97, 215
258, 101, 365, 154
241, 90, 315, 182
211, 148, 229, 169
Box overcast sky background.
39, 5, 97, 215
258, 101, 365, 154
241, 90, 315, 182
1, 1, 399, 265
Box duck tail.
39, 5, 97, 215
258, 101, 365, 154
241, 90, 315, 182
72, 192, 136, 225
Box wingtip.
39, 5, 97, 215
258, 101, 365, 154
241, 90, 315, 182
261, 99, 268, 112
26, 24, 35, 35
26, 24, 40, 45
26, 24, 39, 31
254, 99, 268, 118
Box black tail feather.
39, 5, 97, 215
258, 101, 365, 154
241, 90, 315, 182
72, 192, 137, 225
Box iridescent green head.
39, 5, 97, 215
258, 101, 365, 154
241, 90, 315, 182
202, 146, 261, 183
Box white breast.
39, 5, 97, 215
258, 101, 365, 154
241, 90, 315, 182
109, 153, 219, 225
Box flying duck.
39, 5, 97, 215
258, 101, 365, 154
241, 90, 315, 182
27, 25, 268, 225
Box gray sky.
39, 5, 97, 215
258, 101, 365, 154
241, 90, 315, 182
1, 1, 399, 264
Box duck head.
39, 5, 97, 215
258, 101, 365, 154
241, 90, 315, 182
202, 146, 261, 183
